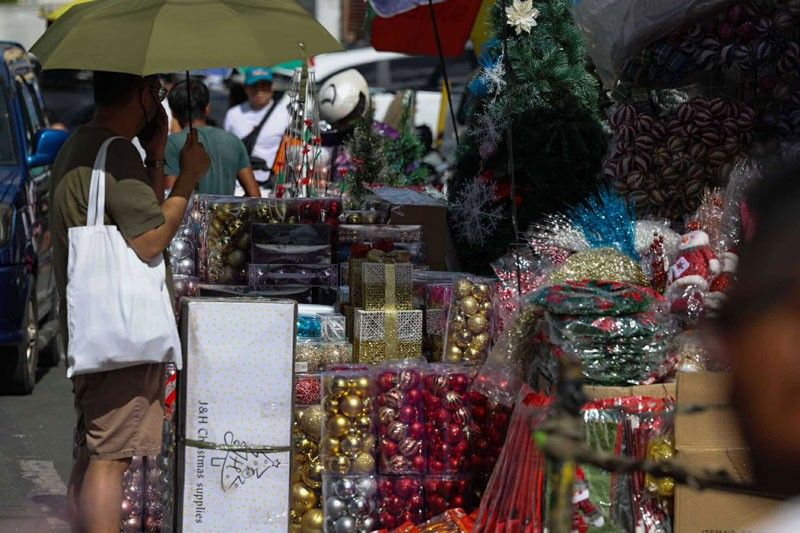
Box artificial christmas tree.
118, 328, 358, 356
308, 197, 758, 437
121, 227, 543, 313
449, 0, 607, 272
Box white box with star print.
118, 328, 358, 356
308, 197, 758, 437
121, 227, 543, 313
177, 298, 297, 532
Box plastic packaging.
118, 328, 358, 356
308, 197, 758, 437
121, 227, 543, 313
339, 241, 426, 264
377, 476, 425, 528
532, 280, 661, 316
423, 475, 471, 520
169, 200, 197, 277
251, 223, 331, 245
292, 403, 325, 529
422, 365, 473, 475
295, 375, 323, 405
491, 248, 553, 334
442, 278, 494, 366
198, 284, 338, 305
321, 366, 376, 476
343, 209, 390, 225
570, 0, 732, 88
251, 243, 332, 265
248, 264, 338, 286
474, 388, 552, 532
322, 474, 379, 533
467, 390, 513, 497
296, 341, 354, 373
374, 362, 427, 476
171, 275, 199, 320
339, 224, 423, 244
321, 313, 347, 343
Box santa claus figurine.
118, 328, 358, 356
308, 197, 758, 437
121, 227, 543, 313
667, 230, 721, 292
571, 466, 605, 533
704, 250, 738, 310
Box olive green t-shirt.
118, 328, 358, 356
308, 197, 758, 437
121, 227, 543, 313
165, 125, 250, 196
51, 126, 166, 350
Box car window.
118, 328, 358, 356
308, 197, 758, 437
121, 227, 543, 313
387, 53, 476, 92
16, 75, 44, 150
0, 80, 17, 165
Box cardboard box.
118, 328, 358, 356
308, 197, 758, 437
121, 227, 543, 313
674, 372, 781, 532
388, 204, 459, 271
178, 298, 297, 532
584, 382, 676, 400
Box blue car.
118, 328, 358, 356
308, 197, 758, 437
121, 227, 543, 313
0, 42, 68, 394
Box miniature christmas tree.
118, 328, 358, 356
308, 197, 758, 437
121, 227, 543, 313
449, 0, 607, 272
385, 92, 428, 186
343, 104, 399, 205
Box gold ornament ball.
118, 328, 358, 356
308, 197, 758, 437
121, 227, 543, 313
323, 396, 339, 416
322, 435, 341, 456
353, 376, 371, 397
347, 212, 363, 224
453, 279, 474, 299
296, 437, 318, 458
340, 394, 363, 418
291, 463, 304, 484
291, 483, 318, 513
327, 455, 351, 474
327, 377, 350, 398
299, 406, 324, 442
351, 452, 375, 474
340, 435, 363, 457
472, 333, 491, 352
467, 315, 489, 334
301, 460, 324, 489
449, 314, 466, 333
465, 347, 482, 361
444, 345, 463, 363
474, 283, 491, 302
354, 415, 371, 432
363, 434, 376, 453
481, 301, 492, 312
291, 524, 302, 533
327, 415, 351, 438
300, 509, 324, 533
455, 329, 473, 349
460, 296, 480, 316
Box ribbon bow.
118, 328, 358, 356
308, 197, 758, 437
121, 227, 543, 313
366, 249, 412, 263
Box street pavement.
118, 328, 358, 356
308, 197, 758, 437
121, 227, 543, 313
0, 365, 74, 532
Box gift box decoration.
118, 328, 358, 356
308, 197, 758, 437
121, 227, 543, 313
248, 264, 338, 286
178, 298, 296, 532
354, 310, 423, 365
339, 241, 426, 264
362, 259, 413, 311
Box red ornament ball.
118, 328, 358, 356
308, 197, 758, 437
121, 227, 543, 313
377, 371, 396, 392
409, 421, 425, 440
294, 376, 321, 405
412, 454, 426, 472
449, 373, 469, 393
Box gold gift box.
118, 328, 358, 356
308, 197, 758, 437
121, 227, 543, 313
362, 262, 413, 311
348, 257, 367, 308
354, 309, 423, 365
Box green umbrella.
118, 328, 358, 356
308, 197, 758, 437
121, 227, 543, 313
31, 0, 343, 75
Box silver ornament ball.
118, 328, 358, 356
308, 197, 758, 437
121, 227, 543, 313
334, 515, 357, 533
355, 477, 377, 498
325, 496, 347, 519
335, 477, 357, 499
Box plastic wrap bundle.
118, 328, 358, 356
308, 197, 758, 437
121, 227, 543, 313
374, 362, 427, 476
442, 278, 494, 366
474, 388, 551, 532
534, 281, 674, 386
491, 248, 554, 334
169, 199, 197, 277
471, 302, 543, 407
322, 474, 379, 533
291, 401, 326, 530
321, 366, 376, 476
377, 475, 425, 528
581, 397, 674, 533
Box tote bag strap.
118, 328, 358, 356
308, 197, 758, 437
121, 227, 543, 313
86, 136, 125, 227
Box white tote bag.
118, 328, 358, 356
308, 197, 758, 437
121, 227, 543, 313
66, 136, 182, 378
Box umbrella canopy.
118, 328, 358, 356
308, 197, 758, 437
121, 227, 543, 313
31, 0, 343, 75
46, 0, 94, 22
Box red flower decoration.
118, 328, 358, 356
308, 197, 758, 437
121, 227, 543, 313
338, 167, 349, 177
313, 136, 322, 145
304, 119, 313, 127
275, 185, 286, 198
300, 177, 310, 185
275, 160, 285, 169
302, 146, 311, 154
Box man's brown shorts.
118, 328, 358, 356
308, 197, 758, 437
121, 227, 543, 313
73, 363, 165, 461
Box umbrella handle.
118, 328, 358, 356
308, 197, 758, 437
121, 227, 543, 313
186, 70, 193, 132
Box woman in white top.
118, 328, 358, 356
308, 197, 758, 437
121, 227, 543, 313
224, 67, 290, 186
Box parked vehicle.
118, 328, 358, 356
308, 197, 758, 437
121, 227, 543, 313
0, 42, 68, 394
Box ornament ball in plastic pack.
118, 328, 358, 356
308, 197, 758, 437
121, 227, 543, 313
321, 366, 376, 477
442, 277, 494, 366
374, 361, 427, 476
470, 299, 543, 407
378, 475, 425, 528
322, 474, 379, 533
422, 365, 474, 475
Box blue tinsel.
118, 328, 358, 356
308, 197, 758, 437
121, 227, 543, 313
569, 188, 639, 261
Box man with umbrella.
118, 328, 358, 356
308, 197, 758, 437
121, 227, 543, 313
32, 1, 342, 530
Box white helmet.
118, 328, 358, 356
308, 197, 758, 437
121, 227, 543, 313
318, 69, 370, 125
